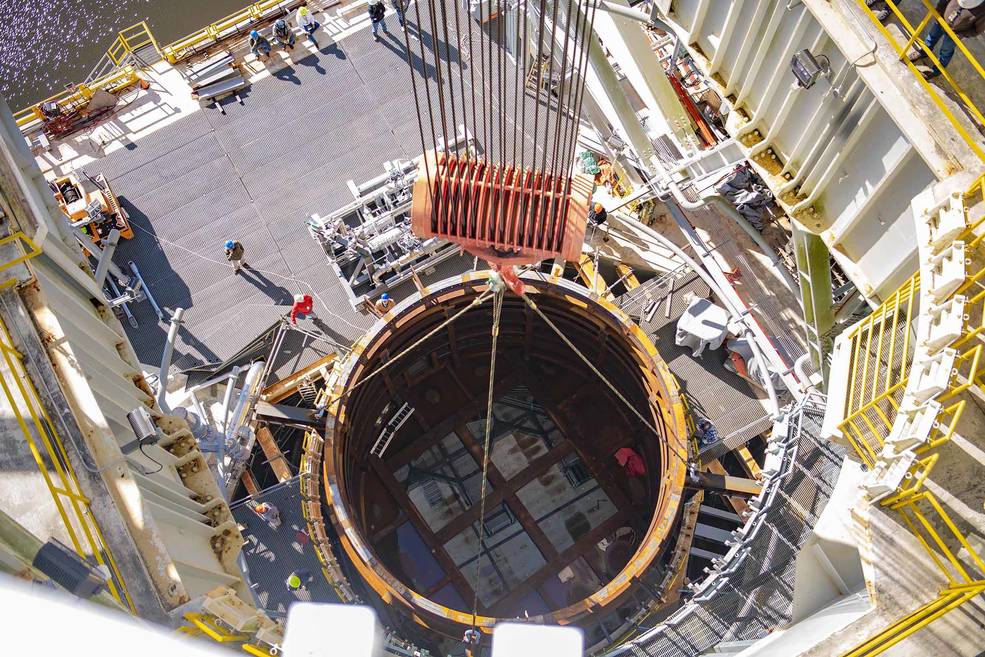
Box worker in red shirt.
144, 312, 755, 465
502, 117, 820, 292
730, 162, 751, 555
614, 447, 646, 478
290, 294, 313, 324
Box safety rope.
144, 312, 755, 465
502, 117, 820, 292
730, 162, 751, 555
470, 284, 505, 631
322, 287, 495, 413
519, 291, 690, 467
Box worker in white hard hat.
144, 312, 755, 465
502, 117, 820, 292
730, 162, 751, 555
909, 0, 985, 79
368, 0, 388, 42
297, 5, 321, 47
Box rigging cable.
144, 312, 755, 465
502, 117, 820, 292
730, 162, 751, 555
320, 287, 495, 414
519, 289, 690, 468
469, 283, 505, 630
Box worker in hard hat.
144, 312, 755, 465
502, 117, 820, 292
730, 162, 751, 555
909, 0, 985, 79
391, 0, 406, 28
588, 201, 608, 226
271, 19, 296, 52
297, 6, 321, 47
249, 29, 272, 61
374, 292, 395, 316
254, 502, 282, 529
368, 0, 388, 41
286, 569, 312, 592
290, 293, 314, 324
224, 239, 247, 275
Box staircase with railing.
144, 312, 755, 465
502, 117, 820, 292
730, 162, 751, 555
823, 173, 985, 656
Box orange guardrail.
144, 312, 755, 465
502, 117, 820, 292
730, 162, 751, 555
857, 0, 985, 162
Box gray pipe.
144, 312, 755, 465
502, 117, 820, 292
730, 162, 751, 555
794, 353, 816, 391
615, 208, 782, 418
664, 180, 800, 296
156, 307, 185, 414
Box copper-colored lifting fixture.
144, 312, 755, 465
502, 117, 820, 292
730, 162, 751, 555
411, 152, 592, 266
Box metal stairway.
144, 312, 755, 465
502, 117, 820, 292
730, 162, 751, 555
606, 394, 844, 657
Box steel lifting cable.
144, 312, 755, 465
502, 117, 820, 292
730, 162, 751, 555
470, 285, 504, 631
519, 291, 691, 468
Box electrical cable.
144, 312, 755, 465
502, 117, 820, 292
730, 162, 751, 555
126, 221, 366, 334
319, 286, 495, 415
138, 442, 165, 475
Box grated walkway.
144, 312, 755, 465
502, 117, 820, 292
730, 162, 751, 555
92, 23, 457, 371
617, 273, 773, 447
233, 479, 343, 618
610, 398, 845, 656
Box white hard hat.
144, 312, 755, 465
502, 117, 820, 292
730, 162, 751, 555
959, 0, 984, 8
294, 294, 305, 303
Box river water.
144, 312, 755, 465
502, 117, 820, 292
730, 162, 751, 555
0, 0, 251, 109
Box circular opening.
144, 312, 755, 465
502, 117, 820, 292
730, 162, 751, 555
322, 274, 689, 633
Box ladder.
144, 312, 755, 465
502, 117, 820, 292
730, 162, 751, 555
370, 402, 415, 458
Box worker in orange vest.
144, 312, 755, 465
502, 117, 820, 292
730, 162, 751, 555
290, 294, 314, 324
374, 292, 395, 316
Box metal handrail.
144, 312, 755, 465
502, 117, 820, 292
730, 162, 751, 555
836, 173, 985, 655
855, 0, 985, 161
0, 312, 135, 612
160, 0, 308, 64
14, 66, 142, 131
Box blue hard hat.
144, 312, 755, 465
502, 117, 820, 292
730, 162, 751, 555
250, 29, 260, 38
380, 293, 390, 300
225, 239, 235, 249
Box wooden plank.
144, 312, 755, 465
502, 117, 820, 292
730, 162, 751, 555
576, 253, 612, 299
490, 509, 630, 615
705, 460, 748, 516
615, 263, 641, 290
736, 445, 762, 479
367, 457, 477, 604
455, 422, 560, 562
255, 426, 293, 482
241, 469, 260, 497
261, 352, 336, 403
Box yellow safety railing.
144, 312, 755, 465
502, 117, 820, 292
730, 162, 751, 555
161, 0, 307, 64
14, 20, 157, 132
836, 272, 919, 468
13, 66, 143, 130
839, 174, 985, 655
0, 311, 135, 612
843, 581, 985, 657
177, 611, 277, 655
0, 232, 43, 289
115, 22, 160, 64
856, 0, 985, 161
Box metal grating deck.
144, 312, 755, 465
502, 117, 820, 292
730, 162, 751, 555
616, 273, 773, 448
610, 399, 845, 656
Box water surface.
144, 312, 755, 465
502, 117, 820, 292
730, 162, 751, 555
0, 0, 250, 108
